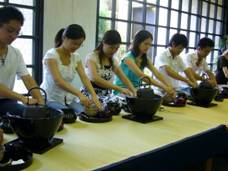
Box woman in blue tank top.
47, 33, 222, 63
115, 30, 175, 96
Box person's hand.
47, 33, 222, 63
165, 86, 176, 98
187, 80, 197, 88
131, 88, 137, 97
207, 79, 217, 87
36, 98, 45, 105
78, 94, 91, 107
225, 73, 228, 79
20, 96, 38, 105
119, 88, 132, 96
92, 95, 103, 111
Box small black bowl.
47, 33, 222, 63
190, 87, 218, 106
126, 95, 162, 117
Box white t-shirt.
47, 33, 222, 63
155, 48, 187, 89
0, 45, 29, 98
40, 48, 81, 104
183, 51, 209, 75
85, 51, 118, 82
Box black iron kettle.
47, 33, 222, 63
22, 87, 51, 118
136, 76, 155, 99
124, 76, 162, 116
61, 96, 77, 123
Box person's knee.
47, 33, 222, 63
46, 101, 67, 110
69, 101, 84, 113
3, 103, 25, 116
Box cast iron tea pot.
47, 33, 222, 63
136, 76, 155, 99
22, 87, 51, 118
190, 80, 218, 106
125, 76, 162, 117
5, 87, 63, 146
198, 80, 214, 89
61, 96, 77, 123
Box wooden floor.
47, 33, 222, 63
4, 100, 228, 171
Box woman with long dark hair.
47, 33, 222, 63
41, 24, 101, 112
82, 30, 136, 98
115, 30, 174, 96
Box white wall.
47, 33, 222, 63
43, 0, 97, 87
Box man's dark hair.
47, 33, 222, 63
197, 37, 214, 49
0, 6, 24, 26
169, 33, 188, 48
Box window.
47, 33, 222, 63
0, 0, 44, 93
97, 0, 227, 71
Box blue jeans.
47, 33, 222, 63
179, 87, 191, 97
0, 99, 25, 117
47, 100, 84, 113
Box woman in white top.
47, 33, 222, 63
41, 24, 101, 112
82, 30, 136, 98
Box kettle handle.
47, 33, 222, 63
27, 87, 47, 105
139, 76, 151, 88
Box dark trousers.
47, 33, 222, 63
0, 99, 25, 117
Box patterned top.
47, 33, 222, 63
85, 51, 118, 82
